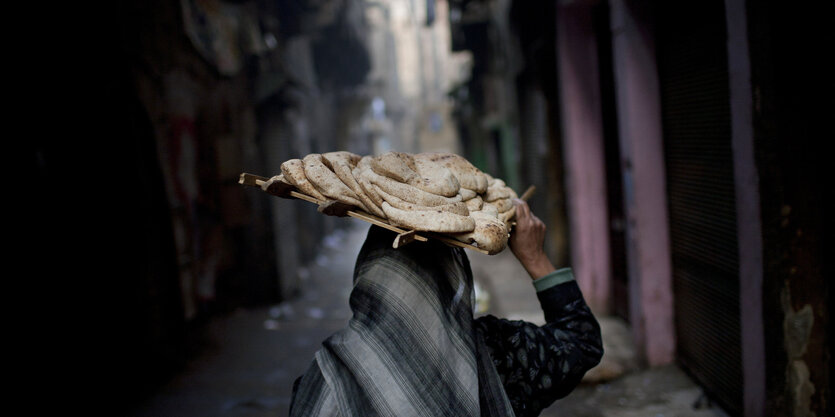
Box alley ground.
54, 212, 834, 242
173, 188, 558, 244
126, 220, 730, 417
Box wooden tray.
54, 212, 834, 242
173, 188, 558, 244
239, 173, 534, 254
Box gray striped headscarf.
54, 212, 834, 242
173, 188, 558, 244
290, 226, 515, 416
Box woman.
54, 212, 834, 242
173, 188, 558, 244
290, 199, 603, 416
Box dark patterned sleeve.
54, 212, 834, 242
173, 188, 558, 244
474, 280, 603, 417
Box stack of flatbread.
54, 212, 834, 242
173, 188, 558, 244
262, 151, 518, 254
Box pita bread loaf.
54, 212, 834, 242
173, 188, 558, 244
491, 198, 514, 213
483, 183, 516, 202
382, 202, 475, 233
452, 210, 508, 254
459, 188, 477, 201
362, 162, 463, 207
418, 152, 489, 193
479, 202, 500, 218
323, 151, 385, 218
260, 174, 288, 191
281, 159, 326, 201
270, 151, 517, 252
372, 151, 460, 197
260, 174, 297, 198
374, 184, 469, 216
465, 195, 483, 211
354, 158, 385, 211
471, 218, 509, 254
411, 157, 460, 197
302, 154, 368, 211
500, 207, 517, 224
369, 151, 419, 183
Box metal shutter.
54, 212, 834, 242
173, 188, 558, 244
656, 1, 743, 415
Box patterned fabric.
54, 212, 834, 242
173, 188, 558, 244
289, 226, 602, 417
475, 281, 603, 417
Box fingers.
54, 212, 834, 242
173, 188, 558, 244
533, 215, 545, 232
513, 198, 530, 221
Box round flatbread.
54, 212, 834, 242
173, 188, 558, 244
452, 210, 508, 255
381, 202, 475, 233
465, 195, 483, 211
491, 198, 514, 213
303, 154, 367, 211
416, 152, 488, 193
323, 151, 385, 218
260, 174, 288, 191
500, 207, 517, 224
372, 152, 460, 197
362, 163, 463, 207
479, 202, 500, 218
485, 173, 496, 187
354, 158, 385, 213
471, 217, 508, 254
374, 184, 469, 216
483, 184, 515, 202
281, 158, 326, 201
412, 157, 460, 197
370, 152, 419, 183
459, 188, 477, 201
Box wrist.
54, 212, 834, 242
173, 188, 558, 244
520, 252, 556, 280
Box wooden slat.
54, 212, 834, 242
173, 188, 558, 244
347, 210, 428, 242
393, 230, 418, 248
519, 185, 536, 201
426, 233, 490, 254
289, 190, 321, 205
239, 172, 268, 186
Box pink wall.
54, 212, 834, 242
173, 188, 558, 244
555, 4, 612, 315
609, 0, 675, 366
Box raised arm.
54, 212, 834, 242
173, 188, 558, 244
474, 199, 603, 417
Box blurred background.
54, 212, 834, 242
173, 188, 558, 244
37, 0, 832, 416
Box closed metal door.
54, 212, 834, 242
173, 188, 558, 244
656, 1, 743, 415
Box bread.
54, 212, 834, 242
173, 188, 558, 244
459, 188, 477, 201
323, 152, 385, 218
281, 159, 326, 201
362, 162, 463, 207
382, 202, 475, 233
416, 152, 488, 193
302, 154, 367, 211
260, 174, 287, 191
480, 202, 500, 218
491, 197, 514, 213
372, 151, 460, 197
465, 195, 483, 211
272, 151, 515, 253
500, 207, 517, 224
411, 156, 460, 197
374, 184, 469, 216
470, 217, 508, 254
452, 210, 508, 254
483, 184, 515, 202
370, 151, 419, 183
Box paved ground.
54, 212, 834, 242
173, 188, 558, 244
127, 221, 729, 417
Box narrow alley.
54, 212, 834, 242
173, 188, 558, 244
127, 219, 729, 417
52, 0, 832, 416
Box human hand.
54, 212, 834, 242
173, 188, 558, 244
509, 199, 557, 280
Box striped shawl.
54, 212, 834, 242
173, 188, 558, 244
290, 225, 515, 417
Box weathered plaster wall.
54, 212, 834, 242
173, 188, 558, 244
609, 0, 675, 366
747, 1, 833, 416
555, 3, 612, 315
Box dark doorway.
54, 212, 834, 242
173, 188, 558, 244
593, 3, 629, 321
656, 1, 742, 415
